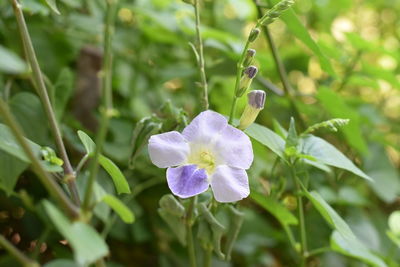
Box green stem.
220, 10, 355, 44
101, 176, 163, 238
290, 167, 307, 266
0, 235, 39, 267
337, 50, 362, 92
203, 248, 212, 267
186, 197, 197, 267
306, 246, 331, 258
228, 96, 239, 124
11, 0, 80, 205
0, 99, 79, 218
193, 0, 208, 110
82, 0, 117, 212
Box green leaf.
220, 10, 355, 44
43, 259, 78, 267
43, 200, 109, 266
0, 151, 28, 195
285, 117, 298, 149
77, 130, 130, 194
280, 10, 335, 76
305, 191, 386, 267
317, 87, 368, 154
0, 124, 62, 172
251, 191, 298, 226
99, 155, 131, 194
102, 194, 135, 223
44, 0, 60, 14
0, 46, 28, 74
54, 68, 74, 120
331, 231, 386, 267
9, 92, 48, 145
245, 123, 285, 159
77, 130, 96, 155
301, 135, 372, 181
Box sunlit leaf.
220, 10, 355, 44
0, 46, 28, 74
44, 0, 60, 15
301, 135, 371, 181
77, 130, 96, 155
99, 155, 131, 194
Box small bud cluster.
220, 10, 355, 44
303, 118, 350, 135
236, 66, 258, 97
260, 0, 295, 25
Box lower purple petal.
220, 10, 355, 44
167, 165, 209, 198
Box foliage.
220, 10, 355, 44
0, 0, 399, 266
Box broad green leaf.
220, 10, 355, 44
301, 135, 372, 181
102, 194, 135, 223
77, 130, 130, 194
10, 93, 48, 144
99, 155, 131, 194
331, 231, 386, 267
317, 87, 368, 154
44, 0, 60, 14
305, 191, 386, 267
77, 130, 96, 155
280, 10, 335, 76
54, 68, 74, 120
0, 151, 28, 195
0, 124, 62, 172
388, 211, 400, 235
364, 145, 400, 203
245, 123, 285, 159
43, 201, 109, 266
251, 191, 298, 226
0, 46, 28, 74
285, 117, 298, 149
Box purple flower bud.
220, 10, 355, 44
243, 49, 256, 67
247, 90, 266, 109
244, 66, 258, 79
239, 90, 266, 130
236, 66, 258, 97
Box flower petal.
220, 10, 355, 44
214, 125, 253, 169
210, 165, 249, 203
182, 110, 227, 144
148, 131, 189, 168
167, 165, 209, 198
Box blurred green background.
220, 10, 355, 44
0, 0, 399, 266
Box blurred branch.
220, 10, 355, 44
193, 0, 209, 110
0, 234, 39, 267
11, 0, 80, 205
0, 98, 79, 218
82, 0, 118, 212
254, 0, 306, 129
337, 50, 362, 92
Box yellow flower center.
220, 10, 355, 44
187, 147, 216, 175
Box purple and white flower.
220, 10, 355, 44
148, 110, 253, 202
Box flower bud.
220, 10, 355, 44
248, 28, 260, 42
243, 49, 256, 67
239, 90, 266, 130
236, 66, 258, 97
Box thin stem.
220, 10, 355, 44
75, 154, 89, 176
82, 0, 117, 212
290, 167, 307, 266
193, 0, 209, 110
203, 248, 212, 267
228, 96, 239, 124
0, 235, 39, 267
0, 99, 79, 218
11, 0, 80, 205
101, 176, 163, 238
306, 246, 331, 258
186, 197, 197, 267
337, 51, 362, 92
